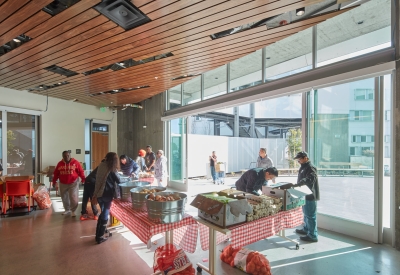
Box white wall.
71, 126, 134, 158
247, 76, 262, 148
187, 134, 288, 177
0, 87, 117, 172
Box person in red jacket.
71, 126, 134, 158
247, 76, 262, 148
52, 151, 85, 217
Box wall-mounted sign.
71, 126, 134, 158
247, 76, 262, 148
85, 150, 90, 154
76, 149, 81, 154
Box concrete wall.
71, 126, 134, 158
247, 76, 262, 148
0, 87, 117, 173
117, 92, 164, 159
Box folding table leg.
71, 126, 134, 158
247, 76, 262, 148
196, 228, 217, 275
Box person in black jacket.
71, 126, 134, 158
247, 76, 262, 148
80, 160, 104, 221
92, 152, 121, 244
292, 151, 320, 242
235, 167, 278, 195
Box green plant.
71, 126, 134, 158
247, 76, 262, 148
7, 130, 16, 155
362, 149, 374, 157
286, 128, 302, 168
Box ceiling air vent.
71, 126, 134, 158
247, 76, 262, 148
42, 0, 81, 16
94, 0, 151, 31
0, 34, 31, 56
44, 65, 79, 77
89, 85, 150, 97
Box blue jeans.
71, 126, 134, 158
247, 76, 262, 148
302, 200, 318, 240
210, 166, 217, 181
98, 197, 113, 221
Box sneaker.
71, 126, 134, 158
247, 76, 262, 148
62, 210, 71, 215
93, 215, 99, 221
295, 229, 307, 235
71, 211, 76, 217
300, 236, 318, 242
80, 214, 89, 221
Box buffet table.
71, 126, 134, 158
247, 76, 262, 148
196, 207, 303, 275
110, 199, 199, 253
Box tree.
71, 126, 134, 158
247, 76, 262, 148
7, 130, 16, 155
286, 128, 302, 168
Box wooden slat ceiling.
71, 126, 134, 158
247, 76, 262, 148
0, 0, 352, 107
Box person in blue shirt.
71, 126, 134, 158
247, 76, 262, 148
119, 155, 140, 179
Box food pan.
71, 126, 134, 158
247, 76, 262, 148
130, 186, 166, 210
118, 181, 150, 202
145, 192, 187, 224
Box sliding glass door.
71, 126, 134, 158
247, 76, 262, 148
308, 75, 391, 242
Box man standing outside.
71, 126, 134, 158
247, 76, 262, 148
145, 145, 156, 172
52, 151, 85, 217
256, 148, 275, 184
235, 167, 279, 195
293, 151, 320, 242
120, 154, 140, 179
209, 151, 218, 184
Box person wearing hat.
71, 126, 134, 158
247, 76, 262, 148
235, 167, 279, 196
135, 149, 147, 172
290, 151, 320, 242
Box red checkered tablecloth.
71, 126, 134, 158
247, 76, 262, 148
110, 199, 199, 253
199, 207, 303, 250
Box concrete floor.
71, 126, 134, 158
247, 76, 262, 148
1, 179, 399, 275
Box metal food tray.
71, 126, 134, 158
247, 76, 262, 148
119, 181, 150, 202
145, 192, 187, 224
130, 186, 166, 211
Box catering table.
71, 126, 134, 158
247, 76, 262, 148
110, 199, 199, 253
196, 207, 303, 275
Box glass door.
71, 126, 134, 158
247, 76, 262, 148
307, 76, 390, 243
6, 112, 36, 177
168, 117, 187, 191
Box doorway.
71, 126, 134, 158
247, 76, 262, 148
91, 122, 109, 169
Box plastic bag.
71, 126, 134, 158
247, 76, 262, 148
153, 244, 195, 275
13, 196, 27, 207
33, 185, 52, 209
220, 245, 271, 275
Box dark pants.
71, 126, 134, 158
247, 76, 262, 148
81, 183, 98, 215
98, 196, 113, 221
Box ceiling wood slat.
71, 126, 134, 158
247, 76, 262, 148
0, 9, 102, 75
0, 0, 100, 63
0, 15, 111, 76
0, 0, 53, 37
0, 0, 30, 23
0, 11, 51, 46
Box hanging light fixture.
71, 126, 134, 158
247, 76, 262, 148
296, 7, 305, 16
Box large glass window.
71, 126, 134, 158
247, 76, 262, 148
7, 112, 36, 176
183, 76, 201, 105
204, 65, 227, 99
230, 49, 262, 92
317, 0, 391, 67
309, 78, 375, 225
167, 84, 182, 110
265, 28, 312, 81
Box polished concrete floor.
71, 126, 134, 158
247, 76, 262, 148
1, 180, 400, 275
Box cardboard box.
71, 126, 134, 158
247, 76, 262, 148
262, 185, 312, 210
215, 163, 225, 172
191, 193, 252, 228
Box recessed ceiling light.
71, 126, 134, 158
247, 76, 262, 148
155, 76, 158, 79
13, 39, 21, 43
296, 7, 305, 16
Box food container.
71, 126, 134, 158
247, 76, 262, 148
119, 175, 131, 183
146, 192, 187, 224
119, 181, 150, 202
130, 186, 166, 210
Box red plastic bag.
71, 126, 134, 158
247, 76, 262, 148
153, 244, 195, 275
220, 245, 272, 275
33, 185, 52, 209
